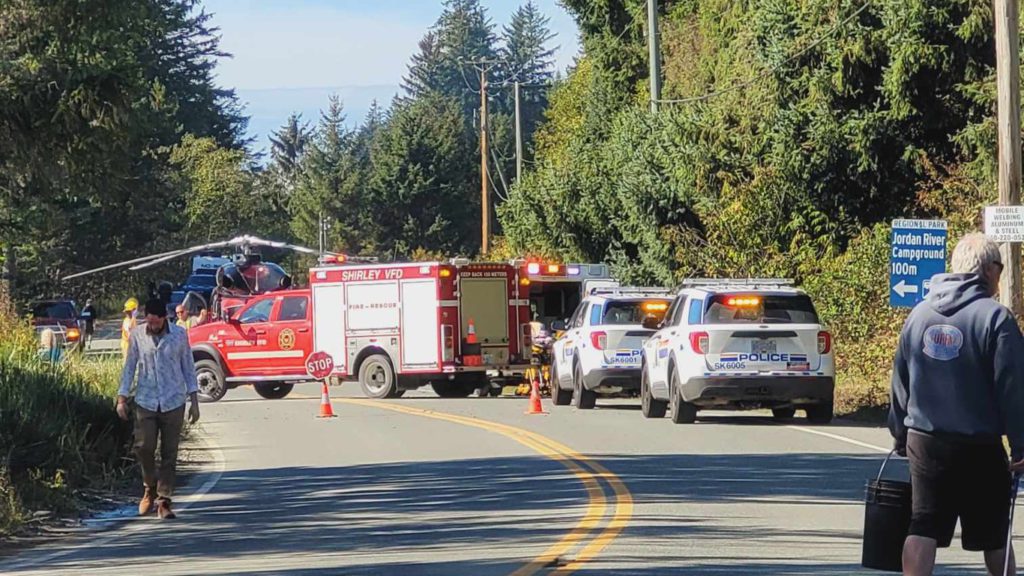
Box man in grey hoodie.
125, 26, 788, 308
891, 232, 1024, 576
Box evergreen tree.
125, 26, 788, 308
269, 113, 312, 177
290, 96, 365, 253
366, 95, 477, 256
402, 0, 497, 118
0, 0, 247, 301
500, 2, 556, 86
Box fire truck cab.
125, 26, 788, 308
190, 260, 536, 402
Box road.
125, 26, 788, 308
2, 384, 1012, 575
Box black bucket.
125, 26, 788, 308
862, 451, 912, 572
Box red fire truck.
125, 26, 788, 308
189, 260, 543, 402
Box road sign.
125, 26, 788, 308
890, 219, 948, 308
984, 205, 1024, 242
305, 351, 335, 380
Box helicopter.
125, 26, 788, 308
63, 235, 370, 318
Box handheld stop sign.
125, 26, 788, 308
305, 351, 335, 380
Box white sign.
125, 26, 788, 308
891, 219, 948, 230
345, 282, 400, 331
985, 206, 1024, 243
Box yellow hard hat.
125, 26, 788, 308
123, 297, 139, 312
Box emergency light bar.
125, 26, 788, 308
588, 286, 673, 297
678, 278, 795, 288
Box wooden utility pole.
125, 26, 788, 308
514, 80, 523, 183
996, 0, 1023, 313
647, 0, 662, 113
480, 66, 490, 255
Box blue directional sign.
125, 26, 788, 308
890, 219, 948, 308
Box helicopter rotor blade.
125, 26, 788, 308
64, 236, 338, 281
128, 239, 241, 271
63, 247, 203, 281
240, 236, 337, 256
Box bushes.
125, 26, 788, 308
0, 306, 130, 536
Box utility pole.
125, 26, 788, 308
480, 66, 490, 255
995, 0, 1023, 313
466, 59, 498, 256
647, 0, 662, 113
318, 211, 324, 256
514, 80, 523, 183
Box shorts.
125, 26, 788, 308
907, 430, 1012, 551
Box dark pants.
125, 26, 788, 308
133, 405, 185, 502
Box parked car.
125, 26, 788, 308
30, 299, 82, 349
639, 279, 834, 424
550, 287, 673, 409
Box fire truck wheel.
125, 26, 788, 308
359, 354, 400, 399
254, 383, 294, 400
430, 381, 474, 398
195, 359, 227, 403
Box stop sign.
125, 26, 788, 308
305, 351, 335, 380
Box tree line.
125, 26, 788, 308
497, 0, 1002, 411
0, 0, 558, 306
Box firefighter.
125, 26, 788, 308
121, 298, 139, 357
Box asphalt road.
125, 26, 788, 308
2, 384, 1014, 575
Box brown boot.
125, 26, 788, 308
138, 489, 156, 516
156, 499, 176, 520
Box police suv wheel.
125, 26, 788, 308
641, 369, 667, 418
550, 364, 572, 406
669, 369, 697, 424
771, 407, 797, 421
195, 359, 227, 403
359, 354, 400, 399
805, 400, 834, 425
572, 363, 597, 410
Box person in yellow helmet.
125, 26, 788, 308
121, 298, 139, 357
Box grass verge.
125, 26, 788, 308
0, 300, 133, 538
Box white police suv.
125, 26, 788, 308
550, 288, 673, 409
639, 279, 834, 424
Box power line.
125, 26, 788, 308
657, 1, 872, 105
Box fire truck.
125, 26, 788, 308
188, 258, 616, 402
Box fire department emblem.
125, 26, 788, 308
279, 329, 296, 350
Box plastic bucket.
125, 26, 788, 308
862, 452, 912, 572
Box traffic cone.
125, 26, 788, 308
318, 380, 337, 418
464, 318, 482, 367
525, 375, 546, 415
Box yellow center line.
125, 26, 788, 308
339, 398, 608, 575
296, 392, 634, 574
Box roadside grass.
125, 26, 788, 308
0, 299, 132, 538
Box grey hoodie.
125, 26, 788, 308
889, 273, 1024, 459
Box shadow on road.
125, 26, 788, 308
9, 452, 971, 575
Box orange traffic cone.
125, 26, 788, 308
525, 375, 546, 415
318, 380, 337, 418
465, 318, 482, 367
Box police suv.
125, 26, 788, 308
639, 279, 834, 424
550, 288, 673, 409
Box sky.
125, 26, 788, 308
202, 1, 582, 151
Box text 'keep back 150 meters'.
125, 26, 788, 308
890, 219, 947, 308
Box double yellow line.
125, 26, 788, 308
340, 398, 633, 575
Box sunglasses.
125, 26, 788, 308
994, 261, 1005, 274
